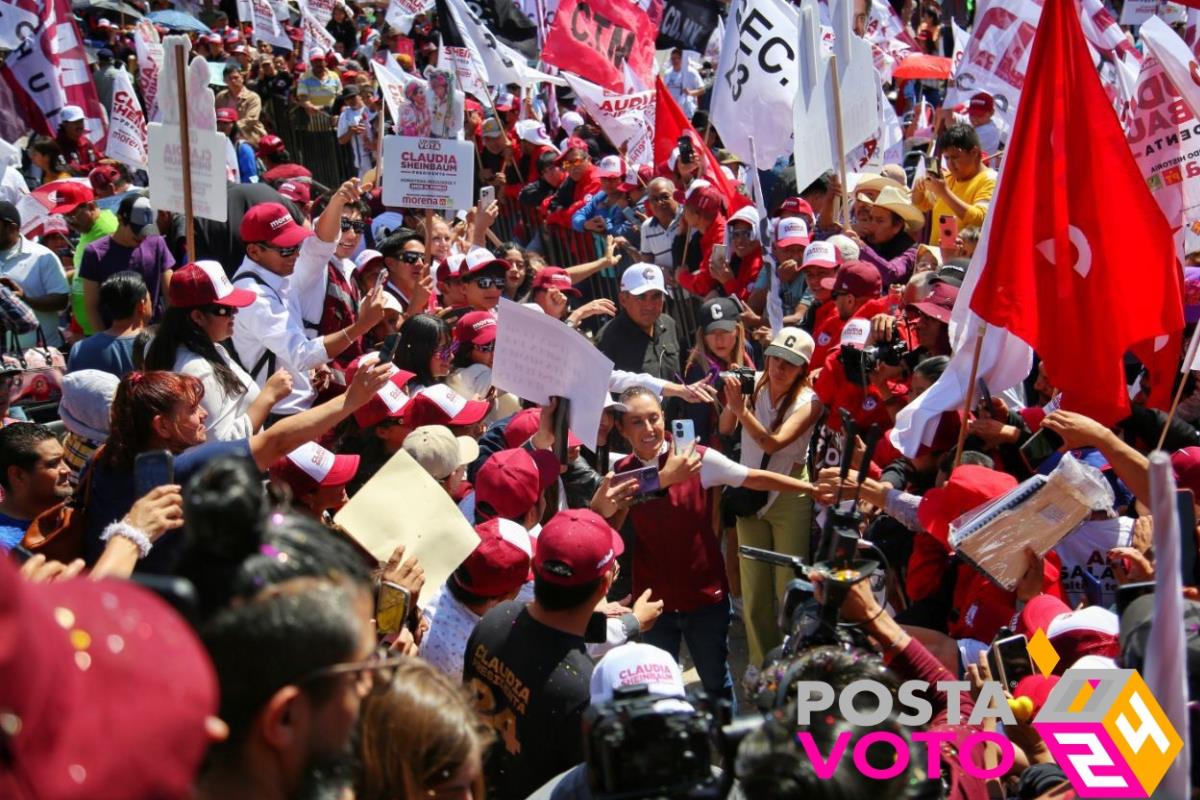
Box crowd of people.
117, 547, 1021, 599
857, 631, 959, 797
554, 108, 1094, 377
1, 0, 1198, 798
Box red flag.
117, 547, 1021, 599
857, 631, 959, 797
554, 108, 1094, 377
968, 0, 1183, 426
541, 0, 656, 92
652, 76, 737, 205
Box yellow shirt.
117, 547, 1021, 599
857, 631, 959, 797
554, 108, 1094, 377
915, 167, 997, 246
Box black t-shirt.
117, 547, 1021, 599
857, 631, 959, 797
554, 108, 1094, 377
463, 601, 592, 800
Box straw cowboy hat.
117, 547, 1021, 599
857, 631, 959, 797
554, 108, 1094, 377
856, 184, 925, 231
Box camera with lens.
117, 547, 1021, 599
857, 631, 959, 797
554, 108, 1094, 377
583, 685, 727, 800
840, 336, 909, 386
718, 366, 756, 394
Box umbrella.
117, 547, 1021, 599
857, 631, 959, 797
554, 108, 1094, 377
147, 9, 212, 34
73, 0, 146, 19
892, 54, 954, 81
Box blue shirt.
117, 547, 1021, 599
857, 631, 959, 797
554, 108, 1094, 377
570, 191, 634, 237
68, 332, 137, 378
0, 510, 29, 551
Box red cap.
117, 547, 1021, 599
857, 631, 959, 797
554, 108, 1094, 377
256, 134, 286, 156
462, 247, 510, 275
216, 107, 239, 123
503, 407, 582, 449
404, 384, 490, 428
0, 557, 218, 799
239, 202, 312, 248
969, 92, 995, 113
465, 98, 483, 114
456, 518, 533, 597
533, 509, 625, 586
917, 465, 1017, 547
777, 196, 814, 218
435, 254, 466, 284
684, 184, 724, 216
454, 310, 498, 346
1013, 674, 1060, 717
276, 180, 311, 205
269, 441, 360, 495
263, 163, 312, 183
1172, 446, 1200, 496
907, 282, 958, 324
48, 182, 94, 215
531, 266, 580, 296
169, 260, 257, 308
830, 260, 883, 299
1017, 596, 1120, 669
475, 448, 559, 521
344, 353, 416, 429
340, 69, 359, 84
554, 136, 589, 162
87, 164, 121, 192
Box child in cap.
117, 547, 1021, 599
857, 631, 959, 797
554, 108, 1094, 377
268, 441, 360, 522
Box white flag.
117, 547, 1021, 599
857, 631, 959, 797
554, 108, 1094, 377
0, 0, 41, 51
105, 69, 149, 169
442, 0, 530, 89
563, 74, 655, 165
250, 0, 291, 49
133, 20, 164, 123
711, 0, 800, 169
830, 0, 878, 153
791, 0, 836, 194
371, 57, 422, 128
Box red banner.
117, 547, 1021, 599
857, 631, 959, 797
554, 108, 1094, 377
541, 0, 656, 92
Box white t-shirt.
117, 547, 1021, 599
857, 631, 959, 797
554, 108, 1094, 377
663, 64, 703, 118
636, 441, 749, 489
420, 586, 481, 685
740, 383, 817, 516
174, 344, 261, 441
0, 237, 69, 347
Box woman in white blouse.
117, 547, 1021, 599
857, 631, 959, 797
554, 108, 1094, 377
144, 261, 291, 441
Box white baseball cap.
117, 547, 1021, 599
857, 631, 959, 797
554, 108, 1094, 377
801, 240, 841, 270
59, 105, 85, 123
560, 110, 584, 136
840, 318, 871, 348
589, 643, 686, 704
514, 119, 556, 150
826, 233, 860, 262
620, 264, 665, 296
775, 217, 810, 248
596, 155, 624, 178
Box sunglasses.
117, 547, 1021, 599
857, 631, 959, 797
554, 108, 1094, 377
561, 157, 587, 167
340, 218, 366, 233
437, 340, 461, 360
201, 304, 237, 317
469, 276, 505, 290
400, 251, 424, 264
262, 242, 301, 258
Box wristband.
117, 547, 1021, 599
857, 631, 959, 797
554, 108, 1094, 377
100, 521, 152, 558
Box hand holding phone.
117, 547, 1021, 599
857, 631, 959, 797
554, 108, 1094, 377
376, 580, 412, 637
134, 450, 175, 499
672, 419, 697, 455
479, 185, 496, 208
378, 332, 401, 365
939, 214, 959, 245
988, 633, 1033, 691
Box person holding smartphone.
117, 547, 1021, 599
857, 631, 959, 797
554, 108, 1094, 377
720, 328, 823, 665
912, 124, 996, 247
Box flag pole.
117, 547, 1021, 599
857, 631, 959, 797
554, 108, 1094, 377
374, 93, 386, 184
175, 42, 195, 263
1157, 324, 1200, 450
828, 53, 852, 230
954, 322, 987, 468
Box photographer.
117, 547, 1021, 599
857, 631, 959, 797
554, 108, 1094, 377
720, 328, 823, 666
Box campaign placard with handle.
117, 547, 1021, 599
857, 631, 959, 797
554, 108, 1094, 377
381, 135, 475, 211
147, 123, 228, 222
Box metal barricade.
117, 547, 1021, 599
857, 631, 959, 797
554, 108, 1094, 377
261, 97, 356, 189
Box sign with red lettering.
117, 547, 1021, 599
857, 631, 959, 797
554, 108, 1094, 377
105, 70, 148, 169
563, 73, 655, 164
541, 0, 655, 91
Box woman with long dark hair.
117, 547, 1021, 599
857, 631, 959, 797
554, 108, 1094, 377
144, 262, 291, 440
393, 313, 453, 390
495, 241, 533, 300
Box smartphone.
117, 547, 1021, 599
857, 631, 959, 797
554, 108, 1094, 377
374, 264, 389, 292
939, 214, 958, 245
551, 396, 571, 464
1116, 581, 1156, 616
988, 633, 1034, 692
976, 378, 993, 419
1179, 489, 1198, 585
1081, 568, 1104, 607
672, 419, 697, 455
378, 332, 401, 365
925, 154, 941, 178
479, 184, 496, 207
134, 450, 174, 499
376, 580, 412, 637
1019, 426, 1065, 472
612, 464, 661, 497
710, 244, 727, 270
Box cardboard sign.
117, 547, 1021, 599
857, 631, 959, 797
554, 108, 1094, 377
381, 135, 475, 210
147, 123, 229, 222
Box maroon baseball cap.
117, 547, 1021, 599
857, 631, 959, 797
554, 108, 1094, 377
455, 518, 534, 597
0, 557, 218, 800
684, 184, 724, 215
830, 260, 882, 298
969, 92, 994, 113
554, 136, 589, 163
907, 281, 959, 324
269, 441, 360, 496
216, 107, 239, 123
169, 260, 257, 308
345, 353, 416, 429
403, 384, 490, 428
503, 407, 582, 449
87, 164, 121, 193
532, 266, 581, 296
239, 202, 312, 248
257, 134, 286, 156
533, 508, 625, 586
1173, 446, 1200, 496
454, 310, 498, 346
276, 180, 311, 205
776, 196, 814, 218
48, 182, 94, 215
475, 447, 559, 520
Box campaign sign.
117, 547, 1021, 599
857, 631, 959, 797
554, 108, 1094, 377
147, 123, 228, 222
381, 135, 475, 211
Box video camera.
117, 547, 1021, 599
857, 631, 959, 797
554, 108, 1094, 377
583, 685, 753, 800
840, 335, 909, 387
718, 366, 756, 394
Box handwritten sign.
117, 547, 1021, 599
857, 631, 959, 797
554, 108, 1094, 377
491, 298, 613, 451
381, 135, 475, 210
147, 123, 228, 222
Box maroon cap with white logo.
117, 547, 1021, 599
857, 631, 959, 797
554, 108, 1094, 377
239, 202, 312, 248
533, 509, 625, 587
169, 261, 258, 309
454, 311, 498, 346
403, 384, 490, 428
531, 266, 580, 296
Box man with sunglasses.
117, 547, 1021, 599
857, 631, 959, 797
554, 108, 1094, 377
231, 179, 387, 418
459, 247, 509, 312
377, 228, 434, 316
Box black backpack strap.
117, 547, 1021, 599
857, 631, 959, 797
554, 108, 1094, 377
228, 271, 280, 380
